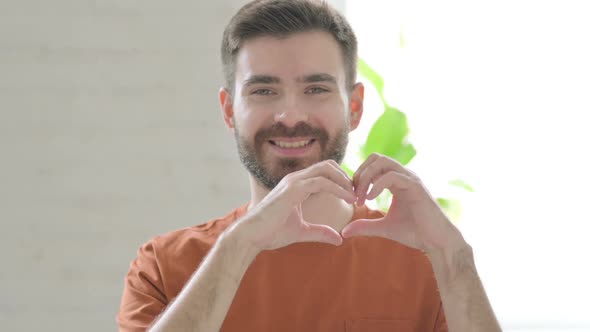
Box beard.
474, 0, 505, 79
235, 121, 349, 190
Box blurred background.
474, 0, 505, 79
1, 0, 588, 331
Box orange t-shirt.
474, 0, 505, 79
118, 204, 447, 331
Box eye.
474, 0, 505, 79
252, 89, 275, 96
306, 87, 329, 94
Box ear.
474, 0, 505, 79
348, 82, 364, 131
219, 87, 235, 130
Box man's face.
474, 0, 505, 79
227, 31, 357, 189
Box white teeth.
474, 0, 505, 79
274, 139, 312, 148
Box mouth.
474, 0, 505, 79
268, 138, 315, 148
267, 138, 317, 156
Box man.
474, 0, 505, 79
117, 0, 501, 331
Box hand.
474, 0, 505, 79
231, 160, 357, 252
341, 153, 465, 253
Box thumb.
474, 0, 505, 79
299, 223, 343, 246
341, 218, 389, 239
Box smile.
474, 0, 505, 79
269, 139, 315, 149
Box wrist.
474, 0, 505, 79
222, 221, 263, 259
426, 239, 475, 289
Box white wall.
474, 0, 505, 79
0, 1, 251, 330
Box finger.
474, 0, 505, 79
341, 218, 389, 239
299, 222, 343, 246
365, 171, 413, 200
354, 159, 386, 205
352, 153, 379, 191
303, 161, 354, 195
299, 176, 356, 204
325, 160, 354, 192
367, 153, 413, 177
271, 166, 354, 215
295, 203, 304, 218
354, 154, 414, 189
355, 155, 418, 205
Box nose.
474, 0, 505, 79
274, 96, 309, 127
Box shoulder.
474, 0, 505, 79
125, 205, 248, 299
147, 203, 248, 261
118, 206, 246, 330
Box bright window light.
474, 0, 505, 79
343, 0, 590, 330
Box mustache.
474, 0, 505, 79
254, 122, 329, 144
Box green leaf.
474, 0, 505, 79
360, 106, 409, 161
390, 143, 416, 166
357, 58, 387, 105
448, 179, 474, 192
437, 198, 462, 223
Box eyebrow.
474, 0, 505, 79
299, 73, 337, 84
243, 75, 280, 87
242, 73, 337, 87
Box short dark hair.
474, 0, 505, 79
221, 0, 358, 94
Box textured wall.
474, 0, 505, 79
0, 1, 252, 330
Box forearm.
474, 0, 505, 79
149, 227, 260, 332
427, 243, 502, 332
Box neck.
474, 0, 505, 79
247, 176, 355, 233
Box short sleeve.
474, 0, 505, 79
433, 301, 448, 332
117, 241, 168, 332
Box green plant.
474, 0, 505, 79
343, 59, 473, 222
